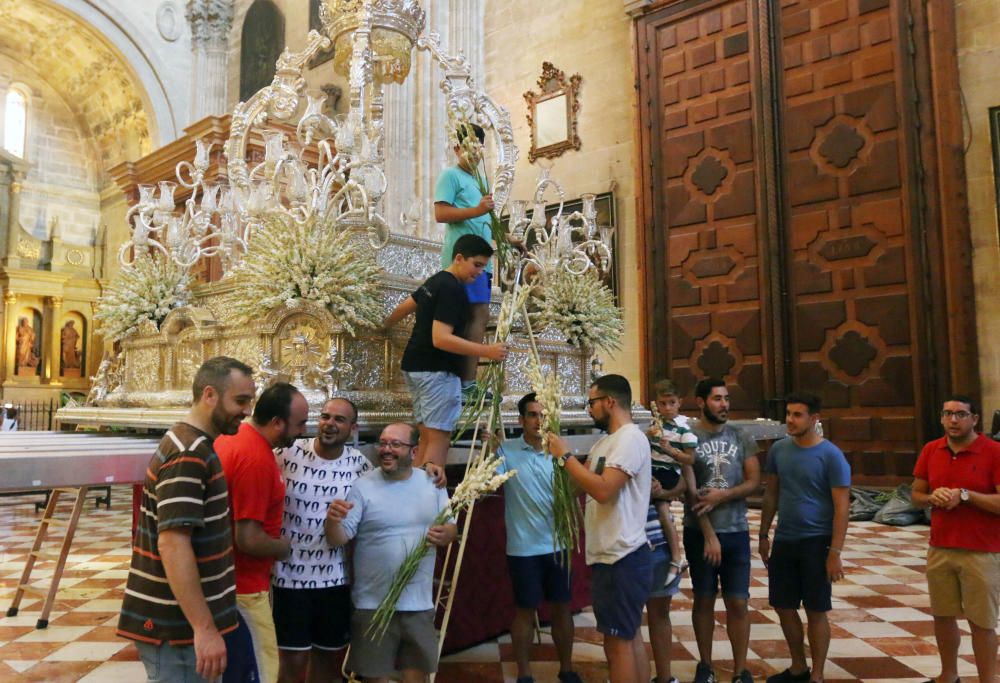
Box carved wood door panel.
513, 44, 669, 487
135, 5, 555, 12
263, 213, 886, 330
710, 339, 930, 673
636, 0, 960, 478
779, 0, 921, 476
638, 0, 773, 415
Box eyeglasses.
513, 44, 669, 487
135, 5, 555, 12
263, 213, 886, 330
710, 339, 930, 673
377, 440, 415, 449
586, 395, 609, 408
941, 410, 972, 420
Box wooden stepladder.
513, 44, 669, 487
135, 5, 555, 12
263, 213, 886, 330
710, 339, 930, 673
6, 486, 90, 629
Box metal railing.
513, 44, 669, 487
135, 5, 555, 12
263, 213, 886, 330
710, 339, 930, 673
0, 399, 59, 432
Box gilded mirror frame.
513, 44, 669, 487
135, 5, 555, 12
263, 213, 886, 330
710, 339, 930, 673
524, 62, 582, 163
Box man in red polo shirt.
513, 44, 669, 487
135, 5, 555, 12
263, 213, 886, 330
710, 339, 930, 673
217, 382, 310, 683
912, 394, 1000, 683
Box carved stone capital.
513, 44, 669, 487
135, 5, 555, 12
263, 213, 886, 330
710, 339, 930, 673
4, 291, 16, 306
47, 296, 63, 309
186, 0, 235, 48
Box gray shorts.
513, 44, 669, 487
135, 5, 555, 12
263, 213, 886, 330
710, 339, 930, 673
348, 609, 439, 677
404, 371, 461, 432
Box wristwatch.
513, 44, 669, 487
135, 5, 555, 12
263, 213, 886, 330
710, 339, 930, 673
557, 452, 571, 468
960, 488, 970, 502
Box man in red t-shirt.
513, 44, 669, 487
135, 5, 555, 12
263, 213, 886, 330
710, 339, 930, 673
912, 394, 1000, 683
217, 382, 309, 683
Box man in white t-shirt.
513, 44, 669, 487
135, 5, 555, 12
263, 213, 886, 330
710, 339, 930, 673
548, 374, 652, 683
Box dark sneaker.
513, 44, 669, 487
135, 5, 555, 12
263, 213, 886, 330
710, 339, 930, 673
732, 671, 753, 683
766, 669, 810, 683
651, 678, 680, 683
557, 673, 584, 683
515, 677, 534, 683
694, 662, 717, 683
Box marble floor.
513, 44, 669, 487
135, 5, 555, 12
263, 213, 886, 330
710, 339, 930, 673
0, 486, 995, 682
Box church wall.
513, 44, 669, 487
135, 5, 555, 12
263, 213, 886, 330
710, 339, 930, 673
483, 1, 642, 391
0, 55, 101, 247
957, 0, 1000, 417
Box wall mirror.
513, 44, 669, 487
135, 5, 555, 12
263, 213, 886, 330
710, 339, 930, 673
524, 62, 582, 163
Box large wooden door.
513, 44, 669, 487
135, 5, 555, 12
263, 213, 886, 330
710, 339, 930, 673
636, 0, 978, 480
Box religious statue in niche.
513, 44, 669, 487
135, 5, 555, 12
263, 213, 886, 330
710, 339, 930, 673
15, 316, 40, 376
60, 320, 82, 377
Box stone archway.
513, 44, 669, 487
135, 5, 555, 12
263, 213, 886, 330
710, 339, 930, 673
0, 0, 165, 175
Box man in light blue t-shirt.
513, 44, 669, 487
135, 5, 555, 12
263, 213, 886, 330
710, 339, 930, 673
434, 123, 495, 395
497, 393, 583, 683
758, 393, 850, 683
325, 423, 456, 682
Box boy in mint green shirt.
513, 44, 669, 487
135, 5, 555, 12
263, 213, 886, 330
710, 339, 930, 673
434, 124, 494, 393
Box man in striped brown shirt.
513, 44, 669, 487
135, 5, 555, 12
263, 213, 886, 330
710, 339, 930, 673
118, 357, 256, 682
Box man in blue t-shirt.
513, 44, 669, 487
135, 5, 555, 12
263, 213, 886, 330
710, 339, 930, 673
434, 123, 495, 395
758, 392, 851, 683
497, 393, 583, 683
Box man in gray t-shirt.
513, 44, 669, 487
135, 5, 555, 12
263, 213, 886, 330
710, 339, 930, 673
684, 379, 761, 683
326, 422, 457, 681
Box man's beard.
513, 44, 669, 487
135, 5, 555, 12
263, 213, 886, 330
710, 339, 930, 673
702, 406, 727, 425
276, 425, 297, 449
591, 413, 610, 431
211, 403, 242, 436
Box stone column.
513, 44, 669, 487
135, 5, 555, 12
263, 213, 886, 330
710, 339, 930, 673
44, 296, 62, 385
3, 291, 17, 383
186, 0, 235, 122
4, 169, 25, 267
383, 76, 417, 236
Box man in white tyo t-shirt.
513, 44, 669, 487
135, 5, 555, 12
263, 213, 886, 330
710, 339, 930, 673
548, 374, 652, 683
272, 397, 371, 683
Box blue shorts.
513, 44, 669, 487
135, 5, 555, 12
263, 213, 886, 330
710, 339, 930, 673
464, 271, 492, 304
506, 552, 572, 609
591, 545, 652, 639
649, 544, 682, 600
222, 610, 261, 683
684, 527, 751, 599
404, 371, 461, 432
768, 535, 833, 612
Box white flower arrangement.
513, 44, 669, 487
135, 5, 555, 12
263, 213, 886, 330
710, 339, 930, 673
534, 269, 623, 354
526, 354, 581, 561
223, 213, 383, 335
94, 253, 192, 342
369, 453, 517, 640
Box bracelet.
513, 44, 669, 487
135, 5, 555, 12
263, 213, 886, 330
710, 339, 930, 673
827, 546, 842, 554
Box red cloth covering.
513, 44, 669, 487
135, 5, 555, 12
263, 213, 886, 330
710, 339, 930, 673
913, 433, 1000, 552
436, 489, 591, 654
216, 423, 286, 594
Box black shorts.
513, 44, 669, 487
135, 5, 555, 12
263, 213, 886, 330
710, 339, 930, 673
272, 585, 352, 651
768, 535, 833, 612
506, 553, 572, 609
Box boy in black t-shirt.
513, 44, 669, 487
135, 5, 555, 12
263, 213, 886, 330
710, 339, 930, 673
383, 234, 508, 467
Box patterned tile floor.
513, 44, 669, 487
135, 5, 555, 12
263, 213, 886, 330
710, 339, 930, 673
0, 487, 995, 682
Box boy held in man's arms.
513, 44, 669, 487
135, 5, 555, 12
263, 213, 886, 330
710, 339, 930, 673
647, 379, 697, 584
383, 234, 508, 468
